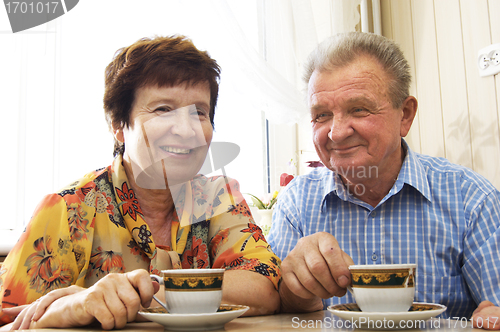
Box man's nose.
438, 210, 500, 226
327, 115, 354, 142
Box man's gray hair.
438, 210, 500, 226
303, 32, 412, 108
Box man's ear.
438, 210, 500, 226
400, 96, 418, 137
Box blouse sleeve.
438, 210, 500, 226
0, 193, 88, 325
206, 177, 281, 290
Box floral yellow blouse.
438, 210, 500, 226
0, 156, 281, 325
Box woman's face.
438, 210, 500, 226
116, 82, 213, 189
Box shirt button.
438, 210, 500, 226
371, 212, 377, 217
371, 254, 378, 261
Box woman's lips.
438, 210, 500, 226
159, 146, 192, 154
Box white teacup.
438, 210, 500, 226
150, 269, 225, 314
348, 264, 416, 312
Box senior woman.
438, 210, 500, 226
0, 35, 281, 330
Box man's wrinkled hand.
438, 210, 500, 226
281, 232, 354, 300
472, 301, 500, 330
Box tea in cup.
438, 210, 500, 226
150, 268, 225, 314
348, 264, 416, 312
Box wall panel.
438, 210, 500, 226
489, 0, 500, 177
460, 0, 500, 185
381, 0, 500, 188
433, 0, 473, 169
388, 0, 421, 152
411, 0, 445, 158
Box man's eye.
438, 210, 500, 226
312, 113, 331, 123
352, 108, 369, 115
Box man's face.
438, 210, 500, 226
308, 56, 406, 181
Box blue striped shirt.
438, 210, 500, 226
267, 140, 500, 318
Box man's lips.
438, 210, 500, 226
331, 145, 360, 152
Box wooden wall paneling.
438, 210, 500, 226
460, 0, 500, 188
410, 0, 446, 158
387, 0, 421, 153
488, 0, 500, 189
433, 0, 473, 169
380, 0, 393, 40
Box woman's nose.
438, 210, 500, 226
171, 107, 196, 138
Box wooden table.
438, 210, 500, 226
22, 310, 479, 332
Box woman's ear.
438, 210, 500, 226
400, 96, 418, 137
112, 124, 125, 143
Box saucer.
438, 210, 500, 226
138, 304, 249, 331
328, 302, 446, 330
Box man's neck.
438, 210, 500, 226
340, 145, 406, 208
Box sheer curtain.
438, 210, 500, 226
0, 0, 372, 254
256, 0, 368, 179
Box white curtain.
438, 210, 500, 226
212, 0, 364, 125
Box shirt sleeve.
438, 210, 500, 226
266, 183, 302, 262
462, 189, 500, 306
208, 177, 281, 290
0, 194, 83, 325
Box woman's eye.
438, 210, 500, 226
194, 107, 209, 117
154, 106, 171, 113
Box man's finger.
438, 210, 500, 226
282, 272, 316, 299
301, 252, 337, 298
318, 234, 351, 288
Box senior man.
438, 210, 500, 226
267, 32, 500, 329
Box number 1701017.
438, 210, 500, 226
444, 317, 499, 329
5, 2, 59, 14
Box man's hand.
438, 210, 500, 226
279, 232, 354, 312
472, 301, 500, 330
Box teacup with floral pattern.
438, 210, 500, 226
348, 264, 416, 312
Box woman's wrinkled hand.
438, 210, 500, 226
4, 269, 159, 330
4, 285, 83, 330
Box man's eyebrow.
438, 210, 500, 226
345, 96, 377, 108
310, 104, 330, 111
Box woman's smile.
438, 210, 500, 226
159, 146, 192, 155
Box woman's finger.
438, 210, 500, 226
1, 305, 28, 316
19, 304, 39, 330
32, 286, 83, 322
126, 270, 156, 308
81, 288, 117, 330
85, 274, 138, 330
10, 302, 38, 330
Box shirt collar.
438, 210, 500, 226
397, 139, 432, 201
321, 139, 432, 209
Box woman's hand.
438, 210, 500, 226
5, 285, 83, 330
6, 269, 159, 330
